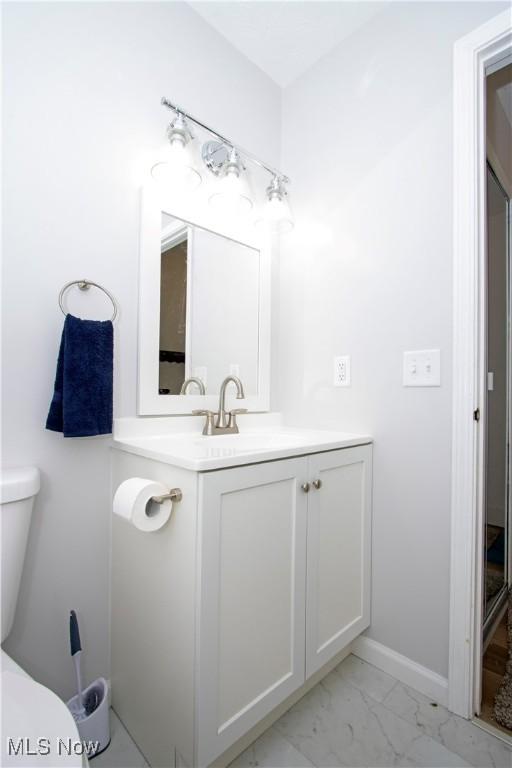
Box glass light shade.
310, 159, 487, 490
151, 139, 202, 192
256, 194, 294, 234
209, 169, 253, 216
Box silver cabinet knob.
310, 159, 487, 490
313, 479, 322, 490
301, 482, 310, 493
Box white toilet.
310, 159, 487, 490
1, 467, 87, 767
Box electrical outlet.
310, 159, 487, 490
229, 363, 240, 377
333, 355, 351, 387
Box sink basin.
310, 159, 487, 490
113, 428, 372, 471
191, 432, 306, 449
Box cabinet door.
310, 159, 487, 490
196, 457, 308, 767
306, 445, 372, 677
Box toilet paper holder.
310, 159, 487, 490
152, 488, 183, 504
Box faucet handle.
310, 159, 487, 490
192, 410, 216, 436
228, 408, 248, 431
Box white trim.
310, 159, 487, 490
473, 716, 512, 747
352, 636, 448, 707
184, 226, 193, 380
138, 182, 272, 415
450, 10, 512, 720
160, 221, 187, 252
486, 50, 512, 76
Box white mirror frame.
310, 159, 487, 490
138, 182, 271, 415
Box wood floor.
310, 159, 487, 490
481, 610, 511, 737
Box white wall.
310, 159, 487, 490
277, 1, 509, 678
1, 1, 280, 698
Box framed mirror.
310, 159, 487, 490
138, 184, 271, 415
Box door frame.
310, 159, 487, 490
449, 10, 512, 719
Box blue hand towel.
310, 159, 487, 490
46, 314, 113, 437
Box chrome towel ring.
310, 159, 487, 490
58, 279, 118, 322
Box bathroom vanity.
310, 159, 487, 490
111, 417, 372, 768
111, 190, 373, 766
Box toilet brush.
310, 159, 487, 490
69, 610, 86, 720
67, 610, 111, 757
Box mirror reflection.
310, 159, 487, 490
159, 213, 260, 397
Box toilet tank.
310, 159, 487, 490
1, 467, 40, 643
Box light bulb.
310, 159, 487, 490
151, 113, 201, 192
208, 148, 253, 216
255, 176, 294, 234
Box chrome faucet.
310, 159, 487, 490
193, 375, 247, 435
180, 377, 206, 395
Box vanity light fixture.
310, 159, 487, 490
151, 112, 202, 191
159, 98, 294, 233
255, 175, 294, 234
208, 147, 253, 215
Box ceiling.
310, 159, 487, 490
188, 2, 384, 88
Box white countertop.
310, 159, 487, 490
113, 417, 372, 471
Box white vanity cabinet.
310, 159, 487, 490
196, 457, 308, 765
111, 440, 372, 768
305, 446, 372, 677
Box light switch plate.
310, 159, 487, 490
403, 349, 440, 387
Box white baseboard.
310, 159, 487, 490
352, 635, 449, 707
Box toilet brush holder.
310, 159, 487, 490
67, 677, 110, 758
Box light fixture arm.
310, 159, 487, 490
161, 97, 290, 185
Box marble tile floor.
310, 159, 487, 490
95, 656, 512, 768
92, 711, 148, 768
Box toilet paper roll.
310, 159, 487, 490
113, 477, 173, 532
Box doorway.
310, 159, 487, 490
480, 162, 511, 732
480, 63, 512, 734
449, 10, 512, 726
483, 163, 510, 633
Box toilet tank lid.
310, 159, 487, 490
0, 467, 40, 504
